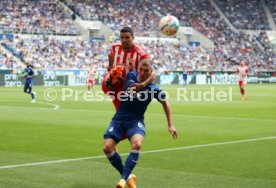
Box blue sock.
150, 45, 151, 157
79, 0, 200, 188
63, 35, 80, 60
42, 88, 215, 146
122, 150, 140, 180
107, 151, 124, 175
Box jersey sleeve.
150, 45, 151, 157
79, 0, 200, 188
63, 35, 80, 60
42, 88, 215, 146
141, 53, 149, 60
153, 85, 166, 102
125, 72, 137, 90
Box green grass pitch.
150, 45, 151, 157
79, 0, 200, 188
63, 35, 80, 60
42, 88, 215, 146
0, 84, 276, 188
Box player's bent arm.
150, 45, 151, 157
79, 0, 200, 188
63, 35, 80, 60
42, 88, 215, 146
142, 70, 156, 87
132, 71, 156, 91
160, 100, 178, 139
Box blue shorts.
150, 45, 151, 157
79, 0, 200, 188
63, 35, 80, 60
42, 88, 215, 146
24, 82, 33, 92
25, 82, 32, 88
103, 119, 146, 143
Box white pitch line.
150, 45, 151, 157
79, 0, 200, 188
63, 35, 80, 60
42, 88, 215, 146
0, 101, 60, 111
1, 136, 275, 170
1, 105, 276, 122
35, 102, 60, 110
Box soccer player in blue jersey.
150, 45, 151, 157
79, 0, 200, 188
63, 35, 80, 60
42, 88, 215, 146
103, 59, 178, 188
23, 64, 37, 103
183, 69, 188, 87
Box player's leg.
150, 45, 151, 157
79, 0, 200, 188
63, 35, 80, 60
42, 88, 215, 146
184, 78, 187, 87
91, 80, 95, 89
103, 121, 124, 175
87, 80, 91, 94
118, 134, 143, 188
123, 134, 143, 179
239, 81, 245, 100
24, 84, 28, 93
29, 84, 36, 103
118, 121, 145, 188
103, 138, 124, 174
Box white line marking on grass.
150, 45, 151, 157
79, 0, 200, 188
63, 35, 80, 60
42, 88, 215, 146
35, 102, 60, 110
1, 136, 275, 170
0, 102, 60, 111
1, 105, 276, 122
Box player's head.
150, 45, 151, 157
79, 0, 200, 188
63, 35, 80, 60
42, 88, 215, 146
120, 27, 134, 52
240, 60, 245, 66
138, 59, 153, 82
26, 63, 33, 68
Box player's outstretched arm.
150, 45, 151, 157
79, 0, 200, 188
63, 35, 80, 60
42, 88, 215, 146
160, 100, 178, 139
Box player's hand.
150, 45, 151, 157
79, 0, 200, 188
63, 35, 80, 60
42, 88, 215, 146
168, 125, 178, 140
130, 83, 145, 92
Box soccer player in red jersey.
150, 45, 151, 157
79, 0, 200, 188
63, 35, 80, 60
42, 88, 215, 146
105, 27, 155, 110
236, 60, 249, 101
87, 64, 96, 94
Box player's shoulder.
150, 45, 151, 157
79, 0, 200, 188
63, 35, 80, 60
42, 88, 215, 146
127, 72, 138, 79
133, 43, 148, 56
148, 82, 162, 91
111, 42, 122, 48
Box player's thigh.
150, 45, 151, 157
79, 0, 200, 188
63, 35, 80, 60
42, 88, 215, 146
239, 81, 244, 88
24, 83, 30, 93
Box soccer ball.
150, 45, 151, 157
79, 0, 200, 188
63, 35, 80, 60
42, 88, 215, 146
159, 15, 180, 36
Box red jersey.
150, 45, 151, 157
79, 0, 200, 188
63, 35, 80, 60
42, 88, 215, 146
110, 42, 149, 73
87, 68, 96, 80
236, 66, 248, 82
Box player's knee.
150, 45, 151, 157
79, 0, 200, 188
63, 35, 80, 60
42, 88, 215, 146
131, 141, 142, 151
103, 144, 114, 154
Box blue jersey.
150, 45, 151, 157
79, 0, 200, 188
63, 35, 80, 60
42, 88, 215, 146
113, 72, 166, 121
24, 67, 35, 84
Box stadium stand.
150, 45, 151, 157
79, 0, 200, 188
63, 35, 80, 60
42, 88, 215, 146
214, 0, 271, 30
0, 0, 275, 71
0, 0, 80, 35
0, 47, 19, 69
265, 0, 276, 24
0, 36, 108, 69
61, 0, 162, 37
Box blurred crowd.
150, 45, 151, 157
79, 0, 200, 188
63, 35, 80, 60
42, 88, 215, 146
215, 0, 270, 30
0, 48, 19, 69
1, 36, 108, 70
1, 36, 275, 72
265, 0, 276, 23
0, 0, 275, 72
0, 0, 80, 35
62, 0, 162, 37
